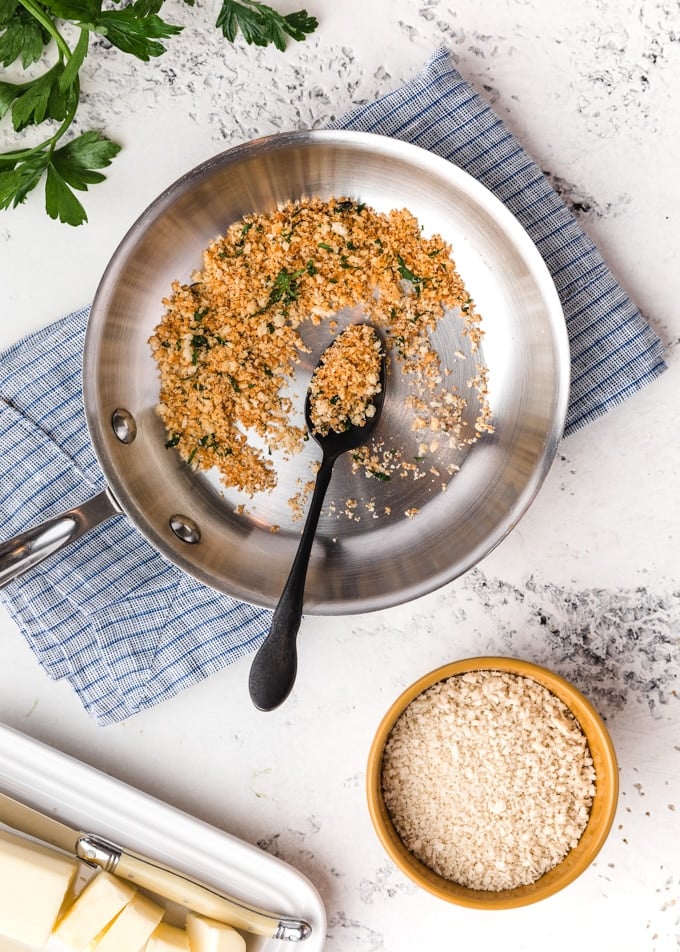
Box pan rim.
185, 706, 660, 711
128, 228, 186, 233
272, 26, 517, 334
84, 129, 570, 614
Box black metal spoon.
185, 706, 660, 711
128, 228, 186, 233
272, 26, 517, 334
248, 325, 387, 711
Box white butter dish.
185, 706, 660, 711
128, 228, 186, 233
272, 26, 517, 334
0, 724, 326, 951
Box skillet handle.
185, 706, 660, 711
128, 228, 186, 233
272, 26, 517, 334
0, 489, 121, 589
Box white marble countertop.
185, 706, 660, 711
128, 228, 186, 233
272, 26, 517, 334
1, 0, 679, 949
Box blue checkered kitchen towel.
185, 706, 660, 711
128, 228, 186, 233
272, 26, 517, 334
0, 48, 667, 725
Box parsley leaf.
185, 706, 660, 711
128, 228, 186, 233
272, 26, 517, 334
132, 0, 177, 15
0, 131, 119, 222
396, 255, 427, 297
94, 3, 182, 60
0, 151, 49, 209
51, 130, 121, 189
10, 65, 66, 131
0, 4, 49, 67
265, 266, 306, 308
216, 0, 317, 51
0, 79, 19, 119
39, 0, 100, 22
45, 163, 88, 224
0, 0, 18, 23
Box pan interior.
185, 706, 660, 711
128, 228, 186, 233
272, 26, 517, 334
85, 131, 569, 613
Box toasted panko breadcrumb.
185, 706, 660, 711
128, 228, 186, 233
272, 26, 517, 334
308, 324, 382, 436
149, 196, 492, 502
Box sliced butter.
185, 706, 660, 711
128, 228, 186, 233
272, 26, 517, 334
185, 912, 246, 952
50, 870, 136, 950
0, 828, 78, 948
88, 892, 163, 952
145, 922, 190, 951
0, 937, 44, 951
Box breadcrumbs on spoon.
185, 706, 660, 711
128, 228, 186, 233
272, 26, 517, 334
307, 323, 382, 436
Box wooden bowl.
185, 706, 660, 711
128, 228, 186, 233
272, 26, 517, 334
366, 656, 618, 909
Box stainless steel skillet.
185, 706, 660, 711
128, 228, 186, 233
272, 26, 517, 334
0, 130, 569, 612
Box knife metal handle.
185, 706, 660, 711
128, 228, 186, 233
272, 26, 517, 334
77, 836, 311, 942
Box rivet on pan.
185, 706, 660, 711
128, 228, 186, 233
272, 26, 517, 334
111, 408, 137, 444
169, 514, 201, 544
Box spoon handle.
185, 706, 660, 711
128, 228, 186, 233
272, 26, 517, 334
248, 453, 336, 711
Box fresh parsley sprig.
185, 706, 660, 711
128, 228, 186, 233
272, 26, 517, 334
0, 0, 184, 224
216, 0, 317, 52
0, 0, 318, 225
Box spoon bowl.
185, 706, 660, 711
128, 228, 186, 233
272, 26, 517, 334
248, 325, 387, 711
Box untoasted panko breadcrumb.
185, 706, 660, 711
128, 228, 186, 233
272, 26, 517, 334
381, 670, 596, 891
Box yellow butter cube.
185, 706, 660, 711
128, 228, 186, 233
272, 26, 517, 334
185, 912, 245, 952
89, 892, 163, 952
51, 870, 136, 950
0, 937, 43, 950
146, 922, 190, 951
0, 828, 78, 948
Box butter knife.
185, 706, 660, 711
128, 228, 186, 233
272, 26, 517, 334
0, 791, 311, 942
